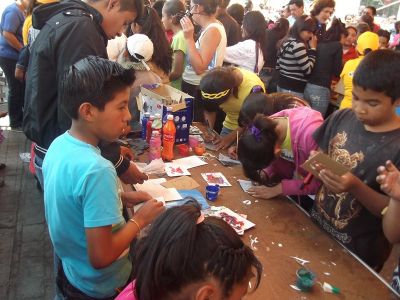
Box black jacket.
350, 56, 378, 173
23, 0, 129, 174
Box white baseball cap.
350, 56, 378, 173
126, 34, 154, 71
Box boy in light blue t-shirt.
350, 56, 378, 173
43, 56, 165, 299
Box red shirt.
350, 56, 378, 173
342, 46, 358, 66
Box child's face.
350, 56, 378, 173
352, 85, 399, 131
93, 87, 131, 141
379, 36, 389, 49
161, 10, 173, 30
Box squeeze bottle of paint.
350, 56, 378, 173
152, 113, 162, 134
141, 112, 150, 140
162, 115, 176, 161
146, 115, 154, 143
149, 131, 162, 161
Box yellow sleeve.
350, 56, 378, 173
22, 16, 32, 46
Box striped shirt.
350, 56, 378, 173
276, 38, 317, 92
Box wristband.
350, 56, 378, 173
129, 218, 141, 232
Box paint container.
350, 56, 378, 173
189, 135, 200, 148
295, 268, 316, 292
206, 185, 220, 201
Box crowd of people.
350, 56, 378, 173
1, 0, 400, 299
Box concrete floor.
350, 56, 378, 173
0, 129, 54, 300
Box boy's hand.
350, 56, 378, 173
247, 184, 282, 199
318, 169, 360, 194
134, 198, 165, 228
377, 160, 400, 200
122, 191, 152, 208
120, 146, 134, 161
120, 162, 149, 184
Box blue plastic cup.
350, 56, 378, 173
206, 185, 220, 201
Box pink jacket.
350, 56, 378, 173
115, 280, 138, 300
263, 106, 323, 195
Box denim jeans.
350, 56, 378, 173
220, 126, 233, 136
277, 86, 304, 99
0, 56, 24, 127
304, 83, 331, 117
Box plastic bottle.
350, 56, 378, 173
162, 114, 176, 161
141, 112, 150, 140
152, 113, 162, 134
146, 115, 154, 143
149, 131, 162, 161
163, 106, 173, 125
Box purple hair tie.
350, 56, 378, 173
249, 125, 261, 142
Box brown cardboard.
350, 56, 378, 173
301, 152, 349, 177
161, 176, 200, 190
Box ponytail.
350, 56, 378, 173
238, 114, 278, 182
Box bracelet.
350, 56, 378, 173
129, 218, 141, 232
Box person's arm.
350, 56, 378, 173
180, 16, 221, 75
294, 41, 316, 76
383, 198, 400, 243
318, 167, 389, 217
169, 50, 185, 81
86, 199, 165, 269
377, 160, 400, 243
2, 31, 23, 51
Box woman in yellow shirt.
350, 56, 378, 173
339, 31, 379, 109
199, 66, 265, 149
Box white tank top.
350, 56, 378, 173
182, 21, 227, 86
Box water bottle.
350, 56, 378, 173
149, 131, 162, 161
141, 112, 150, 140
162, 115, 176, 161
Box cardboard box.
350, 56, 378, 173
137, 84, 194, 144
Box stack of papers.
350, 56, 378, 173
133, 178, 182, 202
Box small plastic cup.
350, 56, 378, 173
206, 185, 220, 201
295, 268, 316, 292
189, 135, 200, 148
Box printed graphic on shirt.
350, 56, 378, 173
314, 132, 364, 236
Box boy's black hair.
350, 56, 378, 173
59, 56, 135, 120
344, 25, 357, 37
353, 49, 400, 103
238, 92, 308, 127
133, 200, 263, 299
377, 29, 390, 42
365, 5, 377, 16
288, 0, 304, 8
88, 0, 143, 14
310, 0, 335, 17
199, 67, 240, 112
238, 114, 278, 182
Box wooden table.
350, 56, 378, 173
128, 142, 397, 299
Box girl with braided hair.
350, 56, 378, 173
238, 106, 323, 199
116, 200, 262, 300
